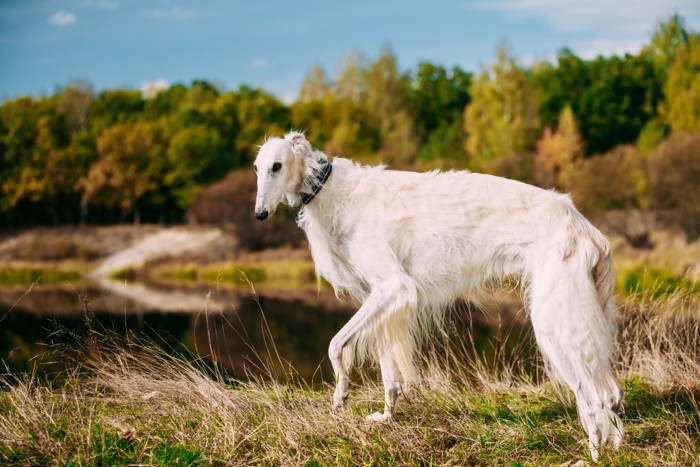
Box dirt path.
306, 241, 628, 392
91, 227, 228, 313
91, 228, 223, 278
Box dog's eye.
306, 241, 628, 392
253, 164, 258, 174
272, 162, 282, 173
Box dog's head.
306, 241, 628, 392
253, 132, 311, 221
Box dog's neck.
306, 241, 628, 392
300, 158, 333, 205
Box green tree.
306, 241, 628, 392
0, 98, 41, 176
643, 14, 690, 84
230, 85, 290, 163
90, 89, 145, 135
292, 65, 336, 148
175, 81, 220, 128
335, 49, 368, 104
636, 117, 669, 154
365, 46, 418, 167
411, 63, 471, 166
144, 84, 187, 119
533, 49, 589, 133
211, 92, 243, 168
579, 54, 661, 154
327, 50, 379, 158
419, 120, 467, 168
464, 43, 537, 175
662, 34, 700, 132
165, 125, 229, 209
81, 122, 164, 224
54, 80, 93, 135
0, 105, 91, 225
298, 64, 332, 103
3, 115, 63, 210
635, 15, 691, 151
535, 48, 663, 155
1, 98, 48, 224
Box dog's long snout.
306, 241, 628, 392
255, 209, 269, 221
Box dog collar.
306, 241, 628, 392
301, 160, 333, 205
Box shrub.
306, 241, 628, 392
186, 170, 306, 251
571, 145, 645, 213
647, 133, 700, 241
11, 236, 100, 261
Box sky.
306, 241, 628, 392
1, 0, 699, 103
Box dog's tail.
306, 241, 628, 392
528, 214, 623, 460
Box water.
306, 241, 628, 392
1, 281, 535, 385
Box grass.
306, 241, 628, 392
1, 288, 699, 465
0, 264, 83, 285
148, 259, 321, 290
619, 264, 700, 299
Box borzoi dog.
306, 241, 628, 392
253, 132, 623, 460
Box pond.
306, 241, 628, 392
0, 280, 536, 386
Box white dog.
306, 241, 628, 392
254, 132, 623, 460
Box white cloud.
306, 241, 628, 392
574, 37, 647, 60
49, 11, 77, 27
464, 0, 697, 34
250, 58, 270, 69
140, 79, 170, 98
279, 91, 297, 105
80, 0, 118, 9
148, 7, 206, 21
464, 0, 700, 58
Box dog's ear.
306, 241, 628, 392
286, 131, 312, 157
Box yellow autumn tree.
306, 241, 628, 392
464, 43, 537, 178
80, 122, 164, 223
533, 106, 584, 191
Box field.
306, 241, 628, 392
1, 287, 699, 465
1, 225, 699, 465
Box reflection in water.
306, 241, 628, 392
1, 283, 536, 385
96, 278, 228, 313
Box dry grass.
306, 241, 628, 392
1, 289, 699, 466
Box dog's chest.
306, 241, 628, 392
302, 216, 367, 299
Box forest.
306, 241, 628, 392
1, 15, 698, 239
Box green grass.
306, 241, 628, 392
202, 264, 268, 284
0, 266, 82, 284
619, 265, 700, 299
2, 366, 697, 465
151, 260, 319, 289
1, 292, 699, 465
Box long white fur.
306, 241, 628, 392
253, 131, 624, 460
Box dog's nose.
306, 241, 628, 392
255, 210, 269, 221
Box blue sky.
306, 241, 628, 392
1, 0, 699, 103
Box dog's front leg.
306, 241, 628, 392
329, 332, 352, 410
328, 283, 406, 411
367, 347, 401, 422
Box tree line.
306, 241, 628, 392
0, 15, 698, 231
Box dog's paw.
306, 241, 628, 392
332, 379, 351, 410
332, 395, 348, 411
366, 411, 393, 423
